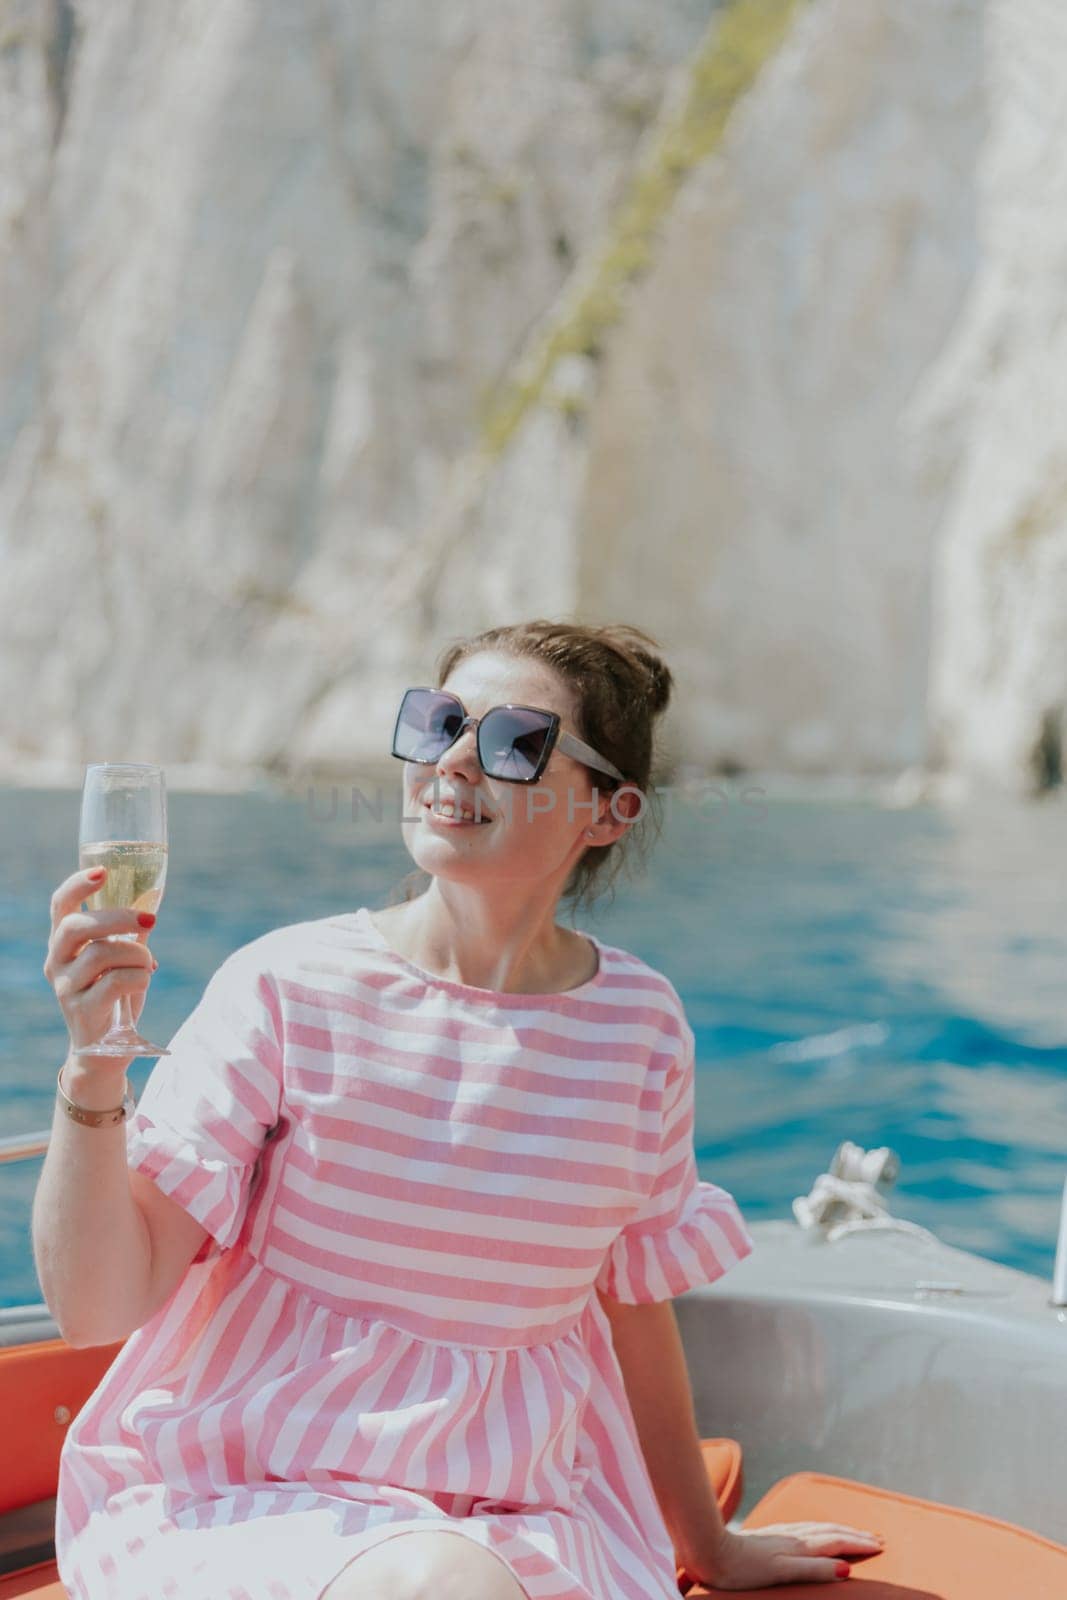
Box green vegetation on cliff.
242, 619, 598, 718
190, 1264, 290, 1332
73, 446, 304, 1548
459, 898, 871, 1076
479, 0, 808, 457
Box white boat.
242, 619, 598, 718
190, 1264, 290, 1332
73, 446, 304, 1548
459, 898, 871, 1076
2, 1134, 1065, 1597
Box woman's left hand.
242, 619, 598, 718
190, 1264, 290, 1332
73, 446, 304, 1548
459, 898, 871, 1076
679, 1520, 884, 1590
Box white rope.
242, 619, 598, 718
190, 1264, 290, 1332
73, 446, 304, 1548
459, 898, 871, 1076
792, 1141, 940, 1245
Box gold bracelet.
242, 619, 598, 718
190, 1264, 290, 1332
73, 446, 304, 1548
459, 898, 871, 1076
57, 1064, 136, 1128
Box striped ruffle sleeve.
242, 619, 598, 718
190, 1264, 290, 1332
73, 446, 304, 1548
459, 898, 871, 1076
125, 944, 283, 1252
595, 1016, 754, 1303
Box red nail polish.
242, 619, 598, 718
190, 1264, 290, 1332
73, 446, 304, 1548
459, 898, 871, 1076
88, 867, 106, 881
835, 1561, 851, 1578
138, 912, 156, 928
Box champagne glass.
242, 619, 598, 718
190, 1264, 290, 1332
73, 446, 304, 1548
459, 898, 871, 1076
77, 762, 171, 1057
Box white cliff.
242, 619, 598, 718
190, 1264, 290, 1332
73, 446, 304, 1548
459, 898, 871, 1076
0, 0, 1063, 799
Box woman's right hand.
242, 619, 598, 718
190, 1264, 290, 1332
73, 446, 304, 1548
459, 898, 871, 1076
44, 867, 158, 1061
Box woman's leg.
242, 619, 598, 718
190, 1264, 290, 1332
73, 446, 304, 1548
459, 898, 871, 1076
320, 1528, 529, 1600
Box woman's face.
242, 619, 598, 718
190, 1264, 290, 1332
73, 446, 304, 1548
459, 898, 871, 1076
398, 651, 624, 893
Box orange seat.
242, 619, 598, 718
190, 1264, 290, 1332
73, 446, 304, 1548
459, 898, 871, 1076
0, 1338, 125, 1516
0, 1333, 125, 1597
0, 1561, 67, 1599
694, 1437, 744, 1523
677, 1471, 1067, 1597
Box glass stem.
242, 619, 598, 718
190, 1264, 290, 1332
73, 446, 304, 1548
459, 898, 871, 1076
102, 932, 139, 1040
112, 993, 136, 1036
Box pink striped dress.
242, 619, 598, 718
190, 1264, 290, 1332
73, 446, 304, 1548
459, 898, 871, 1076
55, 907, 754, 1600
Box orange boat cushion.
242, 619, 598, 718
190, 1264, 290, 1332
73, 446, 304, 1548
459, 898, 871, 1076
696, 1437, 744, 1523
0, 1561, 67, 1599
677, 1470, 1067, 1597
0, 1338, 125, 1515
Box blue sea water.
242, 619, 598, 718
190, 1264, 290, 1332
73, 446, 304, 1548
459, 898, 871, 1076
3, 778, 1066, 1309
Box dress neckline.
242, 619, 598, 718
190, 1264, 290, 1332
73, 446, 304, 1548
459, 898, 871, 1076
349, 905, 609, 1005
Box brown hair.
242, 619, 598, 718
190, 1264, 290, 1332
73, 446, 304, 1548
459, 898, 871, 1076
386, 618, 675, 922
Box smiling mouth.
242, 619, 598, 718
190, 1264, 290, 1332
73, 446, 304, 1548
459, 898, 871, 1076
423, 802, 493, 825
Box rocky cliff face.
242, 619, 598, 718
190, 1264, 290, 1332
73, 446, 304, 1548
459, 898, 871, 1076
0, 0, 1063, 798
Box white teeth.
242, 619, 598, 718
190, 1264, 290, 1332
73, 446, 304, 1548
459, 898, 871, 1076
428, 802, 481, 821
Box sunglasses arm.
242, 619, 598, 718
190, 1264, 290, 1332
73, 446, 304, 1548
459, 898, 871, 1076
556, 731, 626, 784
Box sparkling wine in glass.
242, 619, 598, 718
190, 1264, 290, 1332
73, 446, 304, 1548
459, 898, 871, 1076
77, 762, 171, 1058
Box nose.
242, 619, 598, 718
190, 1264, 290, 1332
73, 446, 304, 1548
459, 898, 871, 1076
435, 720, 482, 780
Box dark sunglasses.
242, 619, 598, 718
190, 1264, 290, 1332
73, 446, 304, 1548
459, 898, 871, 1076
391, 687, 626, 785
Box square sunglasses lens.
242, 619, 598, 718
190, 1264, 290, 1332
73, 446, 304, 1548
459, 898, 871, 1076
394, 690, 463, 761
479, 708, 553, 780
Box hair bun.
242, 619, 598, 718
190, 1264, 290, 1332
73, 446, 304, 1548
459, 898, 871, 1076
597, 625, 674, 717
640, 654, 673, 717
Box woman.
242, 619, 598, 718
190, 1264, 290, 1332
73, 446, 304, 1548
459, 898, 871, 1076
37, 619, 882, 1598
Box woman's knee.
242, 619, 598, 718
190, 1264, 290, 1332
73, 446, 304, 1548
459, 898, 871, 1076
321, 1529, 528, 1600
432, 1533, 528, 1600
319, 1533, 420, 1600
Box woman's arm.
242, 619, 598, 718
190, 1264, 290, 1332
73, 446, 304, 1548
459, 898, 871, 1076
34, 1054, 156, 1347
597, 1289, 727, 1573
